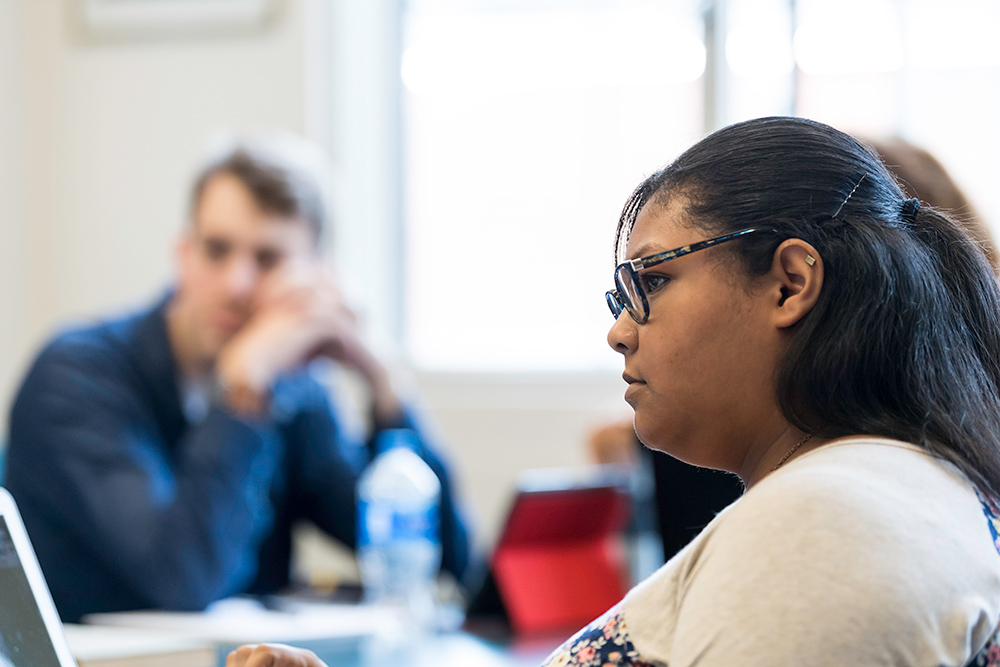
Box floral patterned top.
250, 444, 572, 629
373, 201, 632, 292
969, 490, 1000, 667
540, 603, 654, 667
541, 489, 1000, 667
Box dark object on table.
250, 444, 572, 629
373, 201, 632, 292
651, 450, 744, 561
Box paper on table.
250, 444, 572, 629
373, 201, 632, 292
83, 597, 397, 645
62, 624, 216, 667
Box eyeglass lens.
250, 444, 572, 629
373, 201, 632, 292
614, 265, 646, 323
606, 292, 622, 318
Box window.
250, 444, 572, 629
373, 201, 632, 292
790, 0, 1000, 234
398, 0, 1000, 372
401, 0, 705, 372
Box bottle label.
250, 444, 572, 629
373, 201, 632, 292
358, 501, 440, 547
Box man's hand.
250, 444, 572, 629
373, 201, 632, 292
226, 644, 327, 667
214, 264, 402, 422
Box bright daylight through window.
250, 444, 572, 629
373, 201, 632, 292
401, 0, 705, 372
400, 0, 1000, 373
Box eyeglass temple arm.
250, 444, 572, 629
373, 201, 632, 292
626, 227, 770, 270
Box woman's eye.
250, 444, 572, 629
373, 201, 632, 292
641, 274, 670, 293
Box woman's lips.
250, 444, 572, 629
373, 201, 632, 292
623, 372, 645, 403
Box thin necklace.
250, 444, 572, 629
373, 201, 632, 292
770, 434, 814, 473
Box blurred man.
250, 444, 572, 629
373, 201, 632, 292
5, 131, 474, 622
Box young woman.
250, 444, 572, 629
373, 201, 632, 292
228, 117, 1000, 666
585, 131, 999, 573
544, 116, 1000, 666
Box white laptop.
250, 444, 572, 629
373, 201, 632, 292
0, 487, 77, 667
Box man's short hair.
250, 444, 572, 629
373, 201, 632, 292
190, 130, 330, 243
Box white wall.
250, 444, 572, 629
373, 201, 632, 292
16, 0, 308, 334
413, 372, 627, 548
0, 0, 312, 425
0, 0, 620, 556
0, 0, 31, 424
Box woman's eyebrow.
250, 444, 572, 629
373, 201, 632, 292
627, 242, 669, 260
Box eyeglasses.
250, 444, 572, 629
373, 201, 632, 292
606, 227, 773, 323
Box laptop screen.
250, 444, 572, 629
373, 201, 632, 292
0, 516, 62, 667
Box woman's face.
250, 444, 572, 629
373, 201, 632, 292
607, 200, 789, 472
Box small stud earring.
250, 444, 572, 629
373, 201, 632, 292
805, 255, 816, 266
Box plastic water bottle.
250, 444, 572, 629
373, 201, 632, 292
357, 429, 442, 626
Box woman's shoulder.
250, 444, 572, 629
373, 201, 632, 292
734, 437, 993, 562
749, 437, 979, 515
621, 437, 1000, 665
734, 437, 1000, 609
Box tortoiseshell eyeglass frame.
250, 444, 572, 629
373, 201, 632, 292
606, 227, 776, 324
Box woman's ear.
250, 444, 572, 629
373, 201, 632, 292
769, 239, 823, 329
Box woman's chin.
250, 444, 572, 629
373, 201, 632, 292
634, 427, 713, 468
632, 422, 670, 454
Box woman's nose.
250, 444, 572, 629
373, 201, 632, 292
607, 312, 636, 355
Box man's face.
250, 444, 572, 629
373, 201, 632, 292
174, 171, 315, 366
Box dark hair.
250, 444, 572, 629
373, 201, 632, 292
616, 116, 1000, 497
190, 133, 328, 243
865, 135, 998, 273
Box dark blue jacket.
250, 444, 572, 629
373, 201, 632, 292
4, 296, 473, 622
